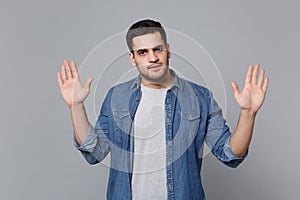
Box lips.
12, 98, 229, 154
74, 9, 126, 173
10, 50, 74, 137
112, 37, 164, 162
147, 64, 162, 70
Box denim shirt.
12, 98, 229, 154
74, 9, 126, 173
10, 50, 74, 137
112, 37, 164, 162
74, 70, 246, 200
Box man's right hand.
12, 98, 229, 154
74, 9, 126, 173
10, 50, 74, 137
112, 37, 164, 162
57, 60, 93, 108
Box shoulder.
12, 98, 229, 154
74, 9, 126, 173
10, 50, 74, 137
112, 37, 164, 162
179, 77, 211, 98
104, 78, 138, 108
105, 78, 137, 97
111, 78, 136, 92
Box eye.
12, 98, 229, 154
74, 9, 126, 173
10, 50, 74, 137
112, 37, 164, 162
138, 51, 145, 55
137, 50, 147, 56
154, 46, 163, 52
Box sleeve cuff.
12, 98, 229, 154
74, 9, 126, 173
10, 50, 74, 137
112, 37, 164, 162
73, 123, 98, 152
224, 136, 248, 160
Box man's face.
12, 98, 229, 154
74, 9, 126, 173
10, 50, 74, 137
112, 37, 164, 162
129, 31, 171, 86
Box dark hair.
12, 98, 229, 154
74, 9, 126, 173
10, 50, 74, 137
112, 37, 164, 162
126, 19, 167, 52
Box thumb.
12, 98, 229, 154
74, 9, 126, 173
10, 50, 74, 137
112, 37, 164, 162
231, 81, 240, 96
84, 77, 94, 90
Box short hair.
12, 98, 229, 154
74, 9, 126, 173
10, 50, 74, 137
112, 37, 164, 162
126, 19, 167, 52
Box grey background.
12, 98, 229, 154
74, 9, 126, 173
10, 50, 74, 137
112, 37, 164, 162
1, 0, 299, 199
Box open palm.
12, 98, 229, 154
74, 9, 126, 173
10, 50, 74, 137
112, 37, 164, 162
231, 64, 269, 114
57, 60, 93, 107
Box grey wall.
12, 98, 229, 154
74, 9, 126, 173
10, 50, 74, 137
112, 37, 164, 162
1, 0, 299, 199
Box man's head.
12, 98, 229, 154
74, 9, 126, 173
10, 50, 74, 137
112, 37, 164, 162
126, 19, 173, 88
126, 19, 167, 52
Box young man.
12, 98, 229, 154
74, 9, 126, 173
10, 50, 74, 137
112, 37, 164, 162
57, 19, 269, 200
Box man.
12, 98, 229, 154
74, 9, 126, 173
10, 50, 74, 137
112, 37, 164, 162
57, 19, 269, 200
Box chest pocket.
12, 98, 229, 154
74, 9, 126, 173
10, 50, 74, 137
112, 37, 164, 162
181, 112, 201, 120
180, 112, 201, 135
112, 110, 132, 146
171, 111, 201, 161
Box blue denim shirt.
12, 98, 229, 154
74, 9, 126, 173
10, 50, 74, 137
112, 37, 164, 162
74, 70, 246, 200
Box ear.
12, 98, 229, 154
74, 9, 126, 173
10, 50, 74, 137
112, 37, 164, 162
166, 43, 171, 59
129, 52, 137, 67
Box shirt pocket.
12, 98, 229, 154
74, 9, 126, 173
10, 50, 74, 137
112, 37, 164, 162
181, 112, 201, 121
179, 112, 201, 141
171, 112, 201, 160
112, 110, 131, 146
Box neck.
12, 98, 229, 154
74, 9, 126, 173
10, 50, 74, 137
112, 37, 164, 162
141, 71, 174, 89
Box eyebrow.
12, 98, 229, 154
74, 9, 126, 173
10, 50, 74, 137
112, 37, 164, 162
135, 45, 164, 53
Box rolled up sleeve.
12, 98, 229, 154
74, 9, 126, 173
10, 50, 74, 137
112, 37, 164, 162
73, 123, 98, 152
205, 91, 247, 168
73, 89, 113, 165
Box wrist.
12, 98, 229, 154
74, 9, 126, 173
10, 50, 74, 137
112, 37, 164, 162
240, 109, 257, 120
68, 102, 84, 110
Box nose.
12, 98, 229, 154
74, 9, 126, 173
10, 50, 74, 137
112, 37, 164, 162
148, 50, 159, 63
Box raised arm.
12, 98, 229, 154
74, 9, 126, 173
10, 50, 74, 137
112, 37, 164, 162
57, 60, 93, 145
230, 64, 269, 157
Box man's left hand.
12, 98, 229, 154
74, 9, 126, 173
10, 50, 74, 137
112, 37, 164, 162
231, 64, 269, 115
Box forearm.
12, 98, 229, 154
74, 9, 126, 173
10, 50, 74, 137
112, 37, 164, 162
230, 109, 256, 157
69, 103, 89, 146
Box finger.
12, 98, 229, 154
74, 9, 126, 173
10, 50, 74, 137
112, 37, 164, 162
262, 76, 269, 93
57, 72, 63, 88
231, 81, 240, 97
84, 77, 94, 91
245, 65, 253, 85
252, 64, 260, 84
257, 68, 265, 87
61, 63, 67, 81
70, 60, 78, 78
65, 60, 73, 79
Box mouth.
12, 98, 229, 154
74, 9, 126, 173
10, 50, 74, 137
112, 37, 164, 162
147, 64, 162, 70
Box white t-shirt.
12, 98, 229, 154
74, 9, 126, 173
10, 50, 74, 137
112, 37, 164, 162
131, 85, 168, 200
